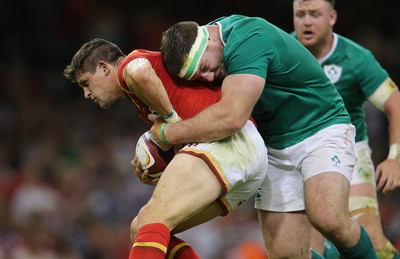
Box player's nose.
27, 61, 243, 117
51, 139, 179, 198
201, 71, 215, 82
83, 88, 91, 99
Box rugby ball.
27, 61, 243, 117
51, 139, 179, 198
135, 130, 175, 178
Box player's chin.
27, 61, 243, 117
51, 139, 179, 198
299, 36, 316, 46
99, 101, 112, 109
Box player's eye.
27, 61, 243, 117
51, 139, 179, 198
80, 80, 88, 88
199, 63, 208, 73
310, 12, 321, 18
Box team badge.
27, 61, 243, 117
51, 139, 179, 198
255, 188, 262, 201
323, 64, 342, 84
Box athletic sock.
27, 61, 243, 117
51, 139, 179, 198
376, 241, 400, 259
324, 239, 341, 259
129, 223, 170, 259
165, 236, 200, 259
336, 225, 377, 258
311, 248, 325, 258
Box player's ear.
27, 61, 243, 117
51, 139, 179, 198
329, 9, 337, 26
98, 61, 110, 75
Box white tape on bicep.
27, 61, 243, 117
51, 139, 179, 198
127, 58, 149, 70
368, 78, 397, 112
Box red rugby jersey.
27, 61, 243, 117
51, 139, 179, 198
117, 49, 222, 126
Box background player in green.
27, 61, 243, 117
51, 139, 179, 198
293, 0, 400, 258
158, 14, 377, 258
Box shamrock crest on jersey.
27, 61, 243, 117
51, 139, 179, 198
324, 64, 342, 84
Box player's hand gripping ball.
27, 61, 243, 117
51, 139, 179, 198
135, 130, 175, 178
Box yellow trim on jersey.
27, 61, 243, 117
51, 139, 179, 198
133, 241, 167, 253
219, 197, 233, 213
167, 242, 190, 259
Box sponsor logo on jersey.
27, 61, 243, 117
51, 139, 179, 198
323, 64, 342, 84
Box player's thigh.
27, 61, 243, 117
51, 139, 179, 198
171, 201, 224, 234
140, 153, 222, 227
304, 172, 350, 225
302, 124, 356, 223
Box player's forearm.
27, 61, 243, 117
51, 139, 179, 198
162, 74, 261, 144
388, 115, 400, 145
136, 79, 173, 117
127, 60, 173, 116
163, 103, 246, 144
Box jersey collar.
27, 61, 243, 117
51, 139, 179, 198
319, 33, 338, 64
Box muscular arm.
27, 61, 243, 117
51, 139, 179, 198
370, 78, 400, 192
124, 58, 173, 117
160, 74, 265, 143
383, 80, 400, 145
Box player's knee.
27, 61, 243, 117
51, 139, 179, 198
136, 204, 154, 224
136, 202, 174, 229
309, 212, 342, 235
130, 216, 139, 242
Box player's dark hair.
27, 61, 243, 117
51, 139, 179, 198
160, 21, 199, 75
63, 38, 124, 82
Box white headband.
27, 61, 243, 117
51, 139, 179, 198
178, 26, 209, 80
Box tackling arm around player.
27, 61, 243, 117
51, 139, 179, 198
159, 14, 379, 259
293, 0, 400, 258
63, 38, 268, 259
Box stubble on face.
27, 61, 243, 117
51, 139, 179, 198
77, 70, 118, 109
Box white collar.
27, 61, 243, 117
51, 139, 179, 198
318, 33, 338, 64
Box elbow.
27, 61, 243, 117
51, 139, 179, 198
217, 105, 250, 134
225, 117, 248, 134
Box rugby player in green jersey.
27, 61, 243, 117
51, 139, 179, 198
159, 14, 378, 259
293, 0, 400, 258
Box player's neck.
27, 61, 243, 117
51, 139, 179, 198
310, 33, 334, 62
208, 25, 223, 46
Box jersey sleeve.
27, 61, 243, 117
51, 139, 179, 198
221, 19, 273, 78
225, 33, 272, 78
358, 50, 388, 98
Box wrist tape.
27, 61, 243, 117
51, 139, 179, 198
163, 109, 179, 123
387, 143, 400, 161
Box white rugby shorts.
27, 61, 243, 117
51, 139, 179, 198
179, 120, 268, 215
255, 124, 357, 212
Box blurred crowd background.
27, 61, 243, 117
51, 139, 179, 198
1, 0, 399, 258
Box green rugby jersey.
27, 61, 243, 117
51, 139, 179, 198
210, 15, 350, 149
318, 34, 388, 143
